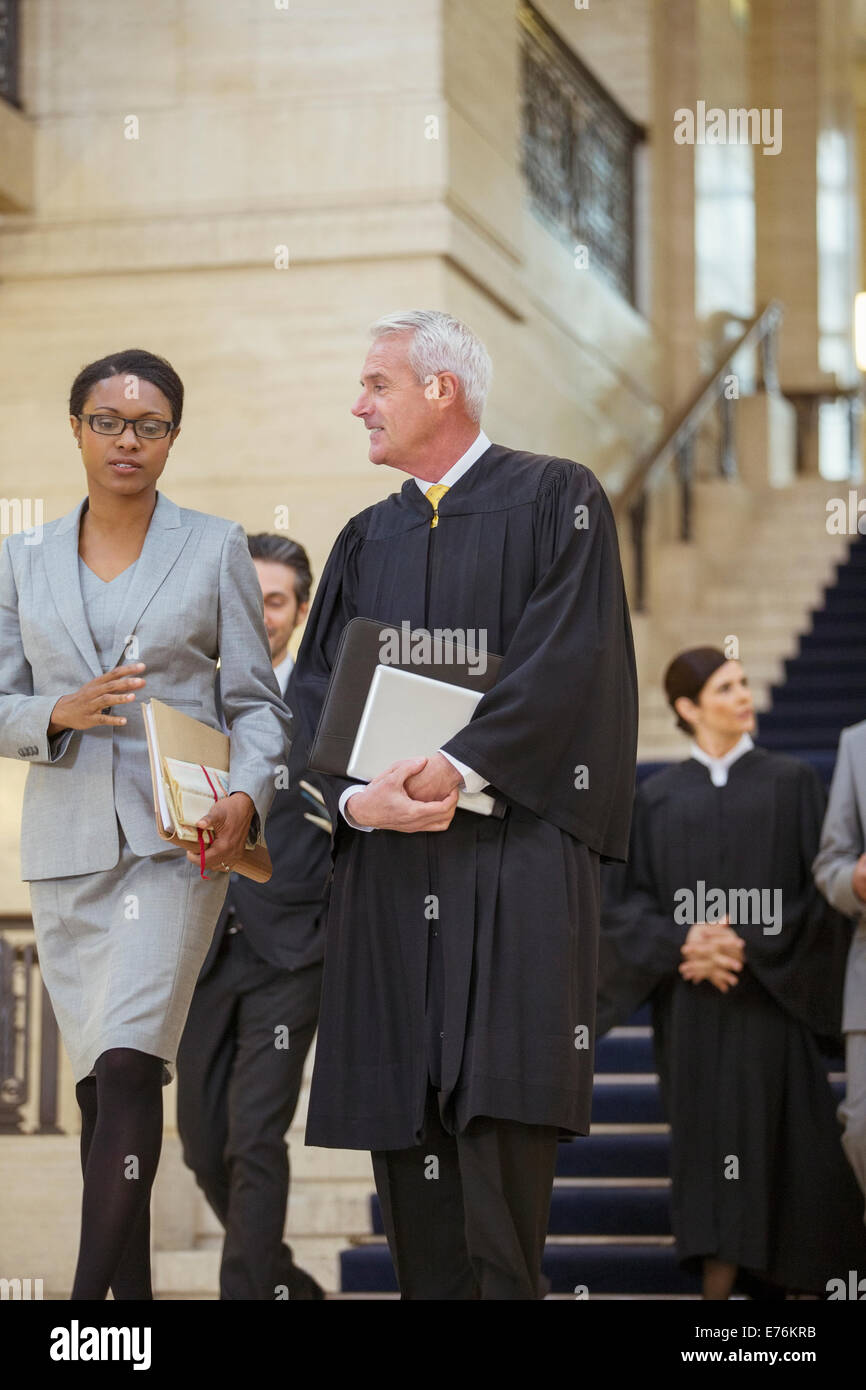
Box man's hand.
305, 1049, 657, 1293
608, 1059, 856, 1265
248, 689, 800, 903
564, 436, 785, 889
679, 919, 745, 993
346, 758, 459, 832
853, 853, 866, 904
404, 751, 463, 803
47, 662, 147, 735
186, 790, 256, 873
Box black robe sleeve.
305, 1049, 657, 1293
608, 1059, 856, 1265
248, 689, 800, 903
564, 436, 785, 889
286, 519, 363, 830
441, 460, 638, 861
595, 782, 687, 1035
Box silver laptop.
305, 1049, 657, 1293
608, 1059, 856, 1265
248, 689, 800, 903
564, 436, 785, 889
347, 665, 496, 815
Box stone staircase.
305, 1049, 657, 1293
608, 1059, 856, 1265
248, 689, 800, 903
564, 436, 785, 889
336, 1005, 845, 1296
636, 476, 853, 760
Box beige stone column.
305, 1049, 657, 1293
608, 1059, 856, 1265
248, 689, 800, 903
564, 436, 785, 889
650, 0, 700, 412
751, 0, 821, 391
751, 0, 857, 473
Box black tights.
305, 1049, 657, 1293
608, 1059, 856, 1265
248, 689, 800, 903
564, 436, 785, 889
72, 1047, 164, 1301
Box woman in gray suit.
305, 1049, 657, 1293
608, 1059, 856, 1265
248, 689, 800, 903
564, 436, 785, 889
0, 348, 291, 1300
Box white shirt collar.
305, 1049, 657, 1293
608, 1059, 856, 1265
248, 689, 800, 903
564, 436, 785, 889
413, 430, 492, 495
689, 733, 754, 787
272, 650, 294, 696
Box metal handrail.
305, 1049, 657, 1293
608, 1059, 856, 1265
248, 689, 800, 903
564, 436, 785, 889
613, 300, 784, 521
612, 301, 784, 611
0, 0, 20, 109
0, 920, 62, 1134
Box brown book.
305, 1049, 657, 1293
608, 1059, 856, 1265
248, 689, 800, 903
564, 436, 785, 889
143, 697, 272, 883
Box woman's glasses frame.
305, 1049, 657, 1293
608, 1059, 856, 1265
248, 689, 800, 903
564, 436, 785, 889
77, 413, 174, 441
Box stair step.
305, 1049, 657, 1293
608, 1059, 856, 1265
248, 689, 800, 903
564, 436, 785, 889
758, 728, 850, 750
155, 1239, 346, 1296
799, 632, 866, 653
785, 650, 866, 671
542, 1243, 700, 1295
758, 702, 866, 725
591, 1081, 665, 1125
556, 1131, 670, 1178
772, 674, 866, 696
595, 1032, 655, 1073
368, 1184, 673, 1237
821, 584, 866, 605
195, 1180, 373, 1240
339, 1240, 701, 1295
808, 614, 866, 634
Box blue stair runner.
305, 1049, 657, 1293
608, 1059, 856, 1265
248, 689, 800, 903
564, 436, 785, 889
757, 531, 866, 775
339, 531, 862, 1296
340, 999, 695, 1296
339, 1007, 845, 1296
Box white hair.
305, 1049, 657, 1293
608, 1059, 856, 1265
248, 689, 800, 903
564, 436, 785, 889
368, 309, 492, 422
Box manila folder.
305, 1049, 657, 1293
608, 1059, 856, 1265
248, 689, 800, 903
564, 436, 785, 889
143, 697, 272, 883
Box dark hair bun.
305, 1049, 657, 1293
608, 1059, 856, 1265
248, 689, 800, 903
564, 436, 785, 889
663, 647, 729, 735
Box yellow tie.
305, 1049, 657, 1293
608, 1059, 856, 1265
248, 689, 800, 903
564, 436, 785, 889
425, 483, 449, 529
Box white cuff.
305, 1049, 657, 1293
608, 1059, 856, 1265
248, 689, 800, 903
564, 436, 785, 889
339, 784, 374, 831
440, 751, 487, 794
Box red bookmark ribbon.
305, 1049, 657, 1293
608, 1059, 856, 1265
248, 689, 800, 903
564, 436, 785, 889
196, 765, 228, 879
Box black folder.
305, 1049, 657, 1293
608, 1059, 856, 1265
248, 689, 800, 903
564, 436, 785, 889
308, 617, 506, 816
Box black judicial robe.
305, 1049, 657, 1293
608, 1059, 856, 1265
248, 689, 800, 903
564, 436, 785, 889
286, 444, 638, 1150
598, 749, 866, 1294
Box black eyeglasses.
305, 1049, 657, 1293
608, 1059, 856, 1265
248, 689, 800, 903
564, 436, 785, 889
78, 413, 174, 440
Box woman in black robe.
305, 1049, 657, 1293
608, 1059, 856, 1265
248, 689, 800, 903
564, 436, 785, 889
598, 647, 866, 1299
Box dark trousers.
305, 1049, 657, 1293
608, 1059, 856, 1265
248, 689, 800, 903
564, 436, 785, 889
371, 1085, 559, 1300
176, 928, 322, 1300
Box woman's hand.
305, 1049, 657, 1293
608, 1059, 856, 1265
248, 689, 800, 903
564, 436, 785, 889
186, 791, 255, 874
679, 920, 745, 993
47, 662, 147, 735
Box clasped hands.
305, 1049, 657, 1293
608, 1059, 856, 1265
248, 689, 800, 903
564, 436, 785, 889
345, 753, 462, 832
679, 917, 745, 994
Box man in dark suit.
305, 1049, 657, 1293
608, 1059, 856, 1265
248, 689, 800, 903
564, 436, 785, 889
177, 534, 331, 1300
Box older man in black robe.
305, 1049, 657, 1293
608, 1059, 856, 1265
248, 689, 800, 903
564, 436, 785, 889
287, 309, 638, 1299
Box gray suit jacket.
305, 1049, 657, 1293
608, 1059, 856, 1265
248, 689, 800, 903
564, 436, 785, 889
0, 490, 292, 881
813, 719, 866, 1031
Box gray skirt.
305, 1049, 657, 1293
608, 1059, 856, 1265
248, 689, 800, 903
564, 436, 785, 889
28, 821, 229, 1083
